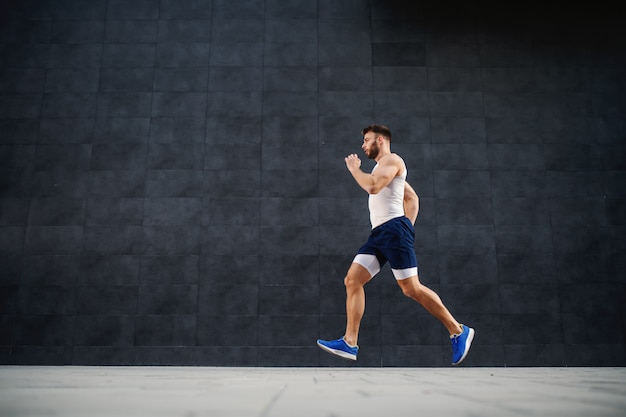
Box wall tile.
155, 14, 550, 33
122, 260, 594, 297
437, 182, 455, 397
13, 315, 75, 346
258, 315, 319, 346
372, 42, 425, 66
429, 92, 483, 116
433, 170, 491, 198
77, 286, 138, 315
204, 197, 259, 226
203, 226, 259, 256
47, 44, 102, 69
207, 92, 262, 117
0, 255, 22, 285
45, 69, 99, 93
138, 285, 198, 315
198, 283, 258, 316
203, 170, 260, 198
495, 225, 553, 254
99, 69, 154, 92
260, 255, 319, 286
97, 93, 152, 118
0, 119, 40, 145
1, 198, 30, 226
158, 19, 212, 42
134, 315, 197, 346
91, 143, 147, 170
319, 0, 370, 18
261, 169, 318, 198
504, 344, 565, 366
439, 254, 498, 285
319, 91, 373, 117
25, 226, 83, 255
104, 20, 158, 43
486, 117, 540, 144
318, 42, 371, 66
491, 170, 547, 198
74, 315, 134, 346
137, 226, 202, 255
72, 347, 135, 365
263, 91, 318, 117
83, 225, 142, 255
144, 198, 202, 226
88, 170, 146, 198
195, 346, 258, 366
213, 0, 264, 19
42, 93, 97, 118
77, 255, 141, 286
429, 68, 482, 92
373, 67, 427, 91
493, 198, 550, 225
197, 315, 258, 346
265, 19, 317, 42
152, 93, 207, 118
51, 20, 104, 44
264, 42, 317, 67
160, 0, 212, 19
260, 198, 318, 227
437, 225, 496, 255
212, 19, 263, 42
101, 44, 155, 68
209, 43, 263, 66
435, 198, 493, 225
484, 93, 539, 118
141, 256, 199, 285
147, 143, 205, 170
200, 255, 260, 286
259, 285, 319, 315
319, 19, 370, 44
154, 118, 206, 144
85, 198, 144, 225
133, 346, 196, 365
427, 41, 479, 67
260, 226, 319, 255
209, 67, 262, 92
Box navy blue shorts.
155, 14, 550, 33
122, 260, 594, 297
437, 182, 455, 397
355, 216, 418, 279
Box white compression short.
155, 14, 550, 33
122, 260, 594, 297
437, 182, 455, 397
353, 254, 417, 281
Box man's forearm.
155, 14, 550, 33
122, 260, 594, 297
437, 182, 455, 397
403, 182, 419, 225
349, 168, 377, 194
404, 196, 419, 225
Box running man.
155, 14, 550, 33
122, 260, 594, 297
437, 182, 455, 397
317, 124, 474, 365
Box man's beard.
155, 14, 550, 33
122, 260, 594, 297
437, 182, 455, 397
366, 143, 379, 160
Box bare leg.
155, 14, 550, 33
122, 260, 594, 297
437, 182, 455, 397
343, 263, 374, 346
396, 274, 463, 335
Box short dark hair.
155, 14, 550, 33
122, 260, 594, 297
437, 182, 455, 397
362, 124, 392, 141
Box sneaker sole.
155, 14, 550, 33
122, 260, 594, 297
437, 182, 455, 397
316, 340, 357, 361
452, 327, 475, 366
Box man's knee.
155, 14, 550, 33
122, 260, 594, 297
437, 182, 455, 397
344, 274, 362, 289
398, 278, 423, 300
344, 264, 372, 290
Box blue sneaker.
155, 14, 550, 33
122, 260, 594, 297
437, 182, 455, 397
451, 325, 475, 365
317, 337, 358, 361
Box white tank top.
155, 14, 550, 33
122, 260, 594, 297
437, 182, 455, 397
368, 159, 406, 229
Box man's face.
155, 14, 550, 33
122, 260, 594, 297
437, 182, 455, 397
362, 132, 380, 160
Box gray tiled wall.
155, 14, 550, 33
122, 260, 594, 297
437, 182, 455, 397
1, 0, 624, 366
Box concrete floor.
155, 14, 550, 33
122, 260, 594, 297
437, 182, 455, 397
0, 366, 625, 417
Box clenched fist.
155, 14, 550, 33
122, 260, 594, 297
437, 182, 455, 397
344, 154, 362, 172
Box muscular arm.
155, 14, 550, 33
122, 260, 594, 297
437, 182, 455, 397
345, 154, 401, 194
403, 181, 419, 225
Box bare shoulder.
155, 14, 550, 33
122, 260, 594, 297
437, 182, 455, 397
378, 153, 404, 167
380, 153, 405, 173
